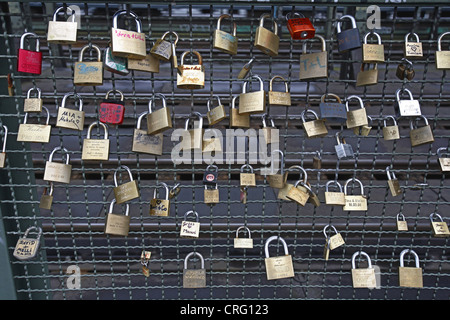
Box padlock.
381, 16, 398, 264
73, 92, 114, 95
334, 132, 354, 160
345, 95, 368, 129
147, 93, 172, 134
132, 111, 163, 156
267, 150, 287, 189
183, 252, 206, 288
240, 186, 248, 204
398, 249, 423, 288
343, 178, 368, 211
396, 58, 415, 81
254, 13, 279, 57
43, 146, 72, 184
261, 114, 278, 145
113, 165, 140, 204
74, 44, 103, 86
356, 63, 378, 87
213, 14, 238, 55
285, 12, 315, 40
353, 115, 373, 137
127, 48, 160, 73
234, 226, 253, 249
301, 109, 328, 138
404, 33, 423, 59
39, 182, 54, 210
264, 236, 295, 280
180, 210, 200, 238
204, 184, 220, 205
111, 10, 146, 59
202, 129, 223, 153
437, 147, 450, 172
17, 106, 51, 143
56, 92, 85, 131
240, 164, 256, 188
104, 42, 130, 75
386, 166, 402, 197
183, 112, 204, 150
286, 180, 310, 206
268, 76, 291, 106
395, 88, 421, 118
24, 87, 43, 113
149, 182, 170, 216
229, 95, 250, 128
0, 125, 8, 168
237, 57, 255, 80
323, 224, 345, 260
177, 51, 205, 90
141, 250, 151, 277
104, 199, 130, 237
351, 251, 377, 289
13, 226, 42, 260
299, 34, 328, 80
313, 151, 322, 169
319, 93, 347, 123
150, 31, 178, 69
47, 7, 77, 44
362, 31, 385, 63
300, 181, 321, 207
396, 213, 408, 231
409, 115, 434, 147
277, 165, 305, 201
207, 95, 226, 125
99, 90, 125, 125
82, 122, 110, 161
324, 180, 346, 206
17, 32, 42, 75
239, 75, 266, 114
382, 116, 400, 141
436, 31, 450, 70
336, 15, 361, 53
203, 164, 218, 186
429, 212, 450, 237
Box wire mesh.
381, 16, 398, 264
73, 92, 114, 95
0, 1, 449, 300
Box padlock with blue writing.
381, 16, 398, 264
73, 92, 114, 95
299, 34, 327, 80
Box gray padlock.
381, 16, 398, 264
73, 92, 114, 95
395, 88, 421, 118
334, 132, 354, 160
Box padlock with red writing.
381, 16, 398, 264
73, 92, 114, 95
286, 12, 315, 40
99, 90, 125, 125
17, 32, 42, 75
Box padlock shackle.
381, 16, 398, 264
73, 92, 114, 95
236, 226, 251, 239
206, 164, 219, 172
429, 212, 444, 223
383, 115, 398, 127
261, 113, 275, 128
27, 87, 41, 99
302, 34, 326, 54
437, 147, 449, 158
112, 10, 142, 33
183, 210, 199, 222
363, 31, 382, 45
24, 106, 50, 125
184, 251, 205, 270
217, 14, 237, 37
396, 88, 414, 102
386, 166, 397, 181
323, 224, 339, 239
409, 115, 429, 130
108, 198, 130, 216
204, 183, 218, 190
136, 111, 149, 130
264, 235, 289, 258
242, 75, 264, 94
437, 31, 450, 52
86, 121, 108, 140
207, 95, 222, 112
53, 6, 76, 22
60, 92, 84, 111
231, 95, 239, 109
351, 250, 372, 269
399, 248, 420, 268
345, 95, 364, 112
148, 93, 167, 113
152, 181, 169, 200
45, 181, 54, 197
301, 109, 320, 123
336, 14, 357, 33
325, 180, 343, 193
184, 112, 203, 130
20, 32, 40, 51
269, 75, 289, 93
344, 178, 365, 196
113, 165, 134, 187
23, 226, 43, 239
240, 164, 254, 174
360, 62, 378, 72
161, 31, 179, 45
396, 213, 406, 222
78, 44, 101, 62
1, 125, 8, 153
405, 32, 420, 43
259, 13, 278, 35
105, 89, 124, 101
270, 149, 284, 174
320, 93, 341, 104
48, 146, 70, 165
287, 165, 307, 184
285, 12, 304, 21
180, 50, 203, 66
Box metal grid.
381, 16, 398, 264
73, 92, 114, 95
0, 1, 449, 300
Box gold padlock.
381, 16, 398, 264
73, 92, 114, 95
113, 165, 140, 204
39, 182, 54, 210
183, 252, 206, 288
237, 57, 255, 80
213, 14, 238, 55
150, 31, 179, 63
240, 164, 256, 188
345, 95, 368, 129
264, 236, 295, 280
82, 122, 110, 161
141, 250, 151, 277
356, 63, 378, 87
147, 93, 172, 135
277, 165, 305, 201
404, 32, 423, 59
180, 210, 200, 238
362, 31, 385, 63
254, 13, 279, 57
17, 106, 52, 143
299, 34, 328, 80
351, 251, 377, 289
286, 180, 310, 206
437, 147, 450, 172
353, 116, 372, 137
261, 113, 279, 145
268, 75, 291, 106
132, 111, 163, 156
398, 249, 423, 288
301, 109, 328, 138
204, 183, 220, 205
43, 146, 72, 184
409, 116, 434, 147
396, 213, 408, 231
111, 10, 146, 59
149, 182, 170, 216
177, 51, 205, 90
323, 224, 345, 260
74, 44, 103, 86
127, 48, 160, 73
47, 7, 77, 44
183, 112, 204, 150
267, 149, 287, 189
343, 178, 368, 211
430, 212, 450, 237
324, 180, 346, 206
229, 95, 250, 128
436, 31, 450, 70
202, 129, 223, 153
386, 166, 402, 197
382, 116, 400, 141
56, 92, 85, 131
239, 75, 266, 114
24, 87, 43, 113
234, 226, 253, 249
104, 199, 130, 237
207, 95, 226, 126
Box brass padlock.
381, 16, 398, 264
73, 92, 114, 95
183, 252, 206, 288
299, 34, 328, 80
234, 226, 253, 249
386, 166, 402, 197
277, 165, 305, 201
74, 44, 103, 86
104, 199, 130, 237
396, 213, 408, 231
268, 75, 291, 106
323, 224, 345, 260
39, 182, 54, 210
111, 10, 146, 59
202, 129, 223, 153
362, 31, 385, 63
127, 48, 160, 73
286, 180, 310, 206
301, 109, 328, 138
237, 57, 255, 80
113, 165, 140, 204
82, 122, 110, 161
150, 31, 179, 63
132, 111, 163, 156
356, 63, 378, 87
141, 250, 151, 277
261, 113, 279, 145
147, 93, 172, 135
43, 146, 72, 184
398, 249, 423, 288
313, 150, 322, 169
149, 182, 170, 216
343, 178, 368, 211
239, 75, 266, 114
404, 32, 423, 59
267, 149, 287, 189
353, 115, 373, 137
324, 180, 346, 206
180, 210, 200, 238
177, 51, 205, 90
17, 106, 51, 144
300, 181, 321, 207
351, 251, 377, 289
396, 58, 415, 81
47, 7, 77, 44
437, 147, 450, 172
264, 236, 295, 280
207, 95, 226, 126
436, 31, 450, 70
24, 87, 43, 113
213, 14, 238, 55
204, 183, 220, 205
382, 116, 400, 141
254, 13, 279, 57
13, 226, 42, 260
240, 164, 256, 188
345, 95, 368, 129
229, 95, 250, 128
430, 212, 450, 237
56, 92, 85, 131
183, 112, 204, 150
395, 88, 421, 118
409, 116, 434, 147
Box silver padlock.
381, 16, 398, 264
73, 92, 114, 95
183, 251, 206, 288
395, 88, 421, 118
13, 226, 42, 260
334, 132, 354, 160
437, 147, 450, 172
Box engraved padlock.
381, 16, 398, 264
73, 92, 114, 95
207, 95, 226, 125
132, 111, 163, 156
13, 226, 42, 260
323, 224, 345, 260
396, 213, 408, 231
437, 147, 450, 172
267, 149, 287, 189
409, 115, 434, 147
56, 92, 85, 131
382, 116, 400, 141
286, 179, 310, 206
395, 88, 421, 118
74, 44, 103, 86
234, 226, 253, 249
286, 11, 315, 40
213, 14, 238, 55
299, 34, 328, 80
82, 122, 110, 161
149, 182, 170, 216
345, 95, 368, 129
268, 76, 291, 106
24, 87, 43, 113
336, 15, 361, 53
240, 164, 256, 188
398, 249, 423, 288
254, 13, 279, 57
177, 51, 205, 90
183, 252, 206, 288
204, 183, 220, 205
47, 7, 77, 44
17, 32, 42, 75
278, 165, 305, 201
111, 10, 146, 59
147, 93, 172, 134
356, 63, 378, 87
104, 199, 130, 237
183, 111, 204, 150
17, 106, 51, 143
351, 251, 377, 289
334, 132, 354, 160
99, 90, 125, 125
319, 93, 347, 123
180, 210, 200, 238
43, 146, 72, 184
324, 180, 346, 206
264, 235, 295, 280
362, 31, 385, 63
404, 32, 423, 59
436, 31, 450, 70
150, 31, 179, 62
230, 95, 250, 128
113, 165, 140, 204
239, 75, 266, 114
429, 212, 450, 237
301, 109, 328, 138
386, 166, 402, 197
343, 178, 368, 211
0, 125, 7, 168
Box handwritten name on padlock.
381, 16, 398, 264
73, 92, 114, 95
76, 63, 99, 74
113, 29, 145, 42
58, 110, 83, 129
150, 199, 168, 212
14, 239, 38, 257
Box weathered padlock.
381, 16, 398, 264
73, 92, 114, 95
409, 115, 434, 147
343, 178, 368, 211
286, 12, 315, 40
324, 180, 346, 206
237, 57, 255, 80
336, 15, 361, 53
150, 31, 179, 64
47, 7, 77, 44
362, 31, 385, 63
180, 210, 200, 238
24, 87, 43, 113
396, 58, 415, 81
239, 75, 266, 114
141, 250, 151, 277
43, 146, 72, 184
177, 51, 205, 90
277, 165, 304, 201
104, 199, 130, 237
204, 183, 220, 205
203, 164, 218, 186
268, 76, 291, 106
404, 33, 423, 59
229, 95, 250, 128
264, 236, 295, 280
267, 150, 287, 189
111, 10, 146, 59
104, 42, 129, 75
74, 44, 103, 86
437, 147, 450, 172
13, 226, 42, 260
334, 132, 354, 160
149, 182, 170, 216
398, 249, 423, 288
300, 181, 321, 207
39, 182, 54, 210
382, 116, 400, 141
127, 46, 160, 73
132, 111, 163, 156
113, 165, 140, 204
345, 95, 368, 129
299, 34, 328, 80
254, 13, 279, 57
183, 112, 204, 150
319, 93, 347, 123
313, 150, 322, 169
234, 226, 253, 249
356, 63, 378, 87
207, 95, 226, 125
82, 122, 110, 161
386, 166, 402, 197
301, 109, 328, 138
395, 88, 421, 118
240, 164, 256, 188
430, 212, 450, 237
99, 90, 126, 125
286, 179, 310, 206
147, 93, 172, 134
323, 224, 345, 260
0, 125, 7, 168
17, 106, 51, 143
183, 252, 206, 288
213, 14, 238, 55
17, 32, 42, 75
436, 31, 450, 70
351, 251, 377, 288
261, 114, 278, 145
353, 115, 373, 137
56, 92, 85, 131
396, 213, 408, 231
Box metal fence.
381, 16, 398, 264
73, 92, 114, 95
0, 1, 449, 300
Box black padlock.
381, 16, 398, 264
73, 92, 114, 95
203, 164, 218, 185
336, 15, 361, 53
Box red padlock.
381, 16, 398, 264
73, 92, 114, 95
286, 12, 315, 40
99, 90, 125, 125
17, 32, 42, 75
